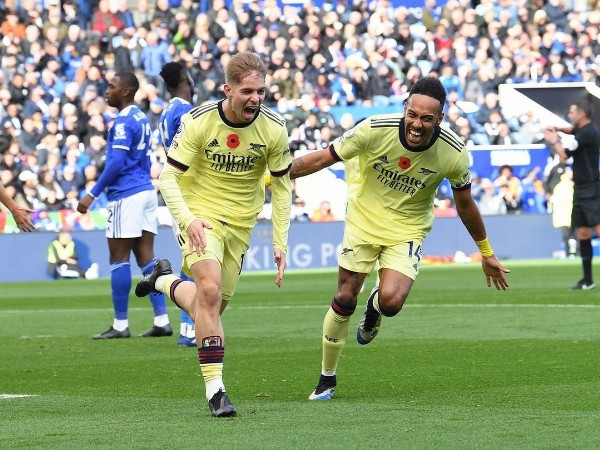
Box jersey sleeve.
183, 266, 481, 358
448, 147, 473, 190
111, 116, 135, 152
267, 125, 292, 175
270, 173, 291, 254
267, 124, 292, 253
172, 103, 193, 143
159, 113, 203, 231
330, 118, 370, 162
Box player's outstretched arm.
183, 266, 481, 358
290, 148, 336, 180
453, 187, 510, 290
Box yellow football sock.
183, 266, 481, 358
198, 346, 225, 399
161, 274, 180, 298
322, 307, 351, 373
200, 362, 223, 382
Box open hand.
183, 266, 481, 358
481, 255, 510, 290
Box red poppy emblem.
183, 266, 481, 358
398, 157, 411, 169
226, 134, 240, 148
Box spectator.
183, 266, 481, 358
311, 200, 336, 222
113, 32, 135, 73
518, 111, 544, 144
1, 9, 26, 44
90, 0, 124, 39
35, 208, 63, 230
115, 0, 136, 31
59, 165, 84, 208
47, 229, 99, 279
42, 4, 69, 41
132, 0, 153, 29
141, 30, 172, 95
483, 110, 506, 145
152, 0, 176, 31
190, 54, 224, 103
494, 164, 522, 214
20, 170, 46, 211
456, 117, 488, 146
521, 167, 548, 214
37, 169, 65, 204
291, 197, 310, 222
18, 118, 43, 155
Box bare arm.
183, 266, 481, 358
453, 187, 510, 290
453, 187, 488, 241
556, 125, 574, 134
290, 148, 337, 180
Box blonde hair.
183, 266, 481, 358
225, 51, 266, 86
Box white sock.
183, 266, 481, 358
186, 324, 196, 339
322, 370, 336, 377
154, 314, 169, 327
155, 275, 167, 292
371, 290, 382, 314
113, 319, 128, 331
179, 323, 186, 336
205, 379, 225, 400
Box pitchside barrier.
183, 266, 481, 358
1, 214, 594, 282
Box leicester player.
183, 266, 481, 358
158, 61, 197, 347
135, 52, 292, 417
78, 72, 172, 340
289, 76, 510, 400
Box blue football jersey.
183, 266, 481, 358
96, 105, 154, 201
158, 97, 193, 150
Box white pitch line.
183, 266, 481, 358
1, 303, 600, 315
0, 394, 38, 399
236, 304, 600, 309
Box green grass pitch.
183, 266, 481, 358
1, 259, 600, 449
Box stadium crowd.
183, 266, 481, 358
0, 0, 599, 231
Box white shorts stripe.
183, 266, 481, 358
106, 190, 158, 238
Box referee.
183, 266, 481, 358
545, 100, 600, 290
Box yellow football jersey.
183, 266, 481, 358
331, 114, 471, 245
160, 100, 292, 239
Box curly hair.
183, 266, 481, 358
408, 76, 446, 111
159, 61, 186, 90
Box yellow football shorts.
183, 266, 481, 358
177, 218, 252, 301
338, 225, 423, 280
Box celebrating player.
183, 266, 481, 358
77, 72, 172, 340
289, 76, 510, 400
135, 52, 292, 417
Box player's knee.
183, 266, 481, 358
334, 289, 358, 310
378, 289, 408, 317
195, 282, 222, 308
